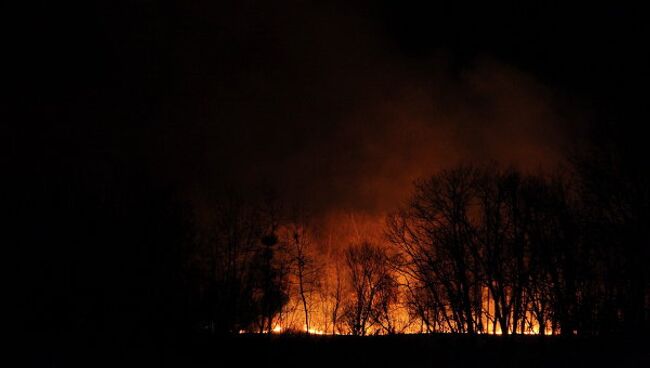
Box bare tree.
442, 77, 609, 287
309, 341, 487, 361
473, 168, 534, 334
329, 259, 344, 334
283, 219, 321, 334
192, 191, 290, 334
387, 166, 482, 334
343, 241, 396, 335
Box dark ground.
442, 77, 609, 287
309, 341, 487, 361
36, 333, 650, 367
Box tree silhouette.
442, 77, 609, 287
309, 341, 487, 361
343, 241, 396, 335
284, 219, 321, 334
388, 166, 482, 334
192, 192, 289, 334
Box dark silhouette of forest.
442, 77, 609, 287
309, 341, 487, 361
15, 128, 649, 367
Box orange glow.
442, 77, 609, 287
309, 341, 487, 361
304, 325, 326, 335
267, 280, 558, 336
252, 215, 562, 336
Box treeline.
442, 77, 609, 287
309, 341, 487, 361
188, 193, 289, 334
187, 160, 648, 337
387, 164, 638, 336
21, 147, 649, 350
385, 148, 649, 336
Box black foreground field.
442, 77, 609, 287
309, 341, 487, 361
37, 333, 650, 368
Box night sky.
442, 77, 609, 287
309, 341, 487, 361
15, 1, 647, 220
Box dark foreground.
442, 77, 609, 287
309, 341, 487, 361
34, 332, 650, 368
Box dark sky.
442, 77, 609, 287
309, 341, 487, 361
15, 1, 648, 218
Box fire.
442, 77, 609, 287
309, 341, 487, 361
265, 286, 558, 336
304, 325, 325, 335
237, 324, 284, 334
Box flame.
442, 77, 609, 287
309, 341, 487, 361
267, 287, 558, 336
237, 324, 284, 334
304, 325, 325, 335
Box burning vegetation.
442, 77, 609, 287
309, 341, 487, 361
189, 160, 649, 337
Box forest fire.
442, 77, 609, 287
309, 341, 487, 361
265, 285, 556, 336
20, 1, 650, 367
242, 305, 553, 336
190, 163, 647, 337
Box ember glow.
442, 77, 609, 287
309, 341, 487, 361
265, 278, 558, 335
215, 164, 620, 337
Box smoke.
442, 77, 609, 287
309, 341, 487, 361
127, 2, 581, 225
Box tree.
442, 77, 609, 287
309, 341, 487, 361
283, 218, 321, 334
319, 253, 344, 335
388, 166, 482, 334
343, 241, 396, 335
574, 136, 650, 335
388, 164, 586, 335
192, 191, 289, 334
